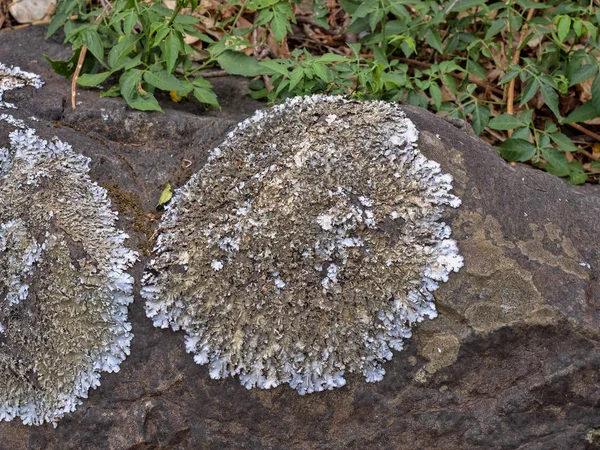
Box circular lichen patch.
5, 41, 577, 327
143, 96, 463, 394
0, 129, 137, 425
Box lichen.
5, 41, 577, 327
142, 95, 463, 394
0, 66, 137, 425
0, 62, 43, 109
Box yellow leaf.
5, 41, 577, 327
157, 183, 173, 208
170, 90, 183, 102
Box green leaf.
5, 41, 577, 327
556, 15, 571, 43
100, 85, 121, 98
80, 28, 105, 65
500, 69, 520, 85
289, 66, 304, 91
511, 127, 531, 140
549, 132, 578, 152
313, 63, 330, 82
451, 0, 487, 12
466, 58, 487, 80
270, 3, 295, 42
569, 64, 598, 87
143, 70, 191, 94
541, 147, 570, 176
518, 109, 534, 125
193, 86, 219, 106
519, 78, 540, 106
318, 54, 348, 63
352, 2, 377, 19
381, 71, 406, 88
157, 183, 173, 208
472, 104, 491, 135
248, 79, 265, 91
338, 0, 361, 14
515, 0, 551, 8
539, 83, 561, 120
544, 121, 558, 133
108, 34, 142, 69
246, 0, 279, 9
164, 32, 181, 73
592, 73, 600, 113
562, 101, 599, 123
568, 169, 588, 184
499, 138, 536, 162
120, 69, 163, 112
123, 11, 138, 36
174, 15, 200, 25
425, 29, 444, 53
488, 113, 524, 130
216, 51, 264, 77
113, 54, 143, 72
438, 60, 462, 74
77, 71, 112, 86
44, 49, 81, 78
485, 19, 507, 40
46, 0, 76, 38
429, 83, 442, 110
312, 0, 330, 29
259, 60, 290, 77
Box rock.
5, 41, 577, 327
8, 0, 55, 24
0, 24, 599, 449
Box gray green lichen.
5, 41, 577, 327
0, 62, 44, 109
0, 65, 137, 426
142, 95, 463, 394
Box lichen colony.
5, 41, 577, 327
143, 96, 463, 394
0, 64, 136, 426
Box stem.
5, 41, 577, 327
167, 2, 183, 28
231, 2, 246, 30
380, 1, 387, 56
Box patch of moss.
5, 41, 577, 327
102, 184, 158, 255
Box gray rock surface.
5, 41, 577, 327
0, 25, 599, 449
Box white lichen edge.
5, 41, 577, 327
0, 64, 137, 426
142, 95, 464, 395
0, 62, 43, 108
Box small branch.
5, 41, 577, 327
444, 0, 460, 14
507, 3, 537, 136
566, 122, 600, 143
1, 18, 52, 32
71, 47, 87, 109
196, 69, 229, 78
578, 147, 600, 161
71, 2, 112, 109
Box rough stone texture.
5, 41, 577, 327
0, 25, 599, 449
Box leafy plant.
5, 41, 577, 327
47, 0, 600, 183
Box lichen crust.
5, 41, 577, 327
142, 95, 463, 394
0, 62, 43, 109
0, 128, 137, 426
